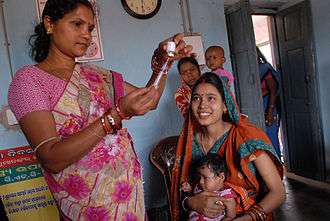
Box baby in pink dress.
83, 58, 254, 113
205, 46, 235, 96
181, 154, 236, 221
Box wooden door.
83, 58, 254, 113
225, 0, 265, 129
276, 1, 324, 180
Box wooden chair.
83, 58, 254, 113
149, 136, 179, 220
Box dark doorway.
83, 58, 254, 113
226, 0, 325, 181
275, 1, 324, 180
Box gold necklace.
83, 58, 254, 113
199, 133, 213, 154
198, 124, 231, 154
41, 59, 74, 82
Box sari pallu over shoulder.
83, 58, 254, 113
45, 64, 146, 221
170, 77, 283, 221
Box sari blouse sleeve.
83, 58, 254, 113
8, 66, 65, 121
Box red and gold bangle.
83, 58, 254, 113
246, 204, 267, 221
151, 48, 167, 74
253, 204, 267, 220
115, 100, 132, 120
246, 211, 257, 221
105, 111, 122, 133
100, 116, 111, 134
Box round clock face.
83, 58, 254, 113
121, 0, 162, 19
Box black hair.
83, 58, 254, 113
29, 0, 94, 62
191, 72, 226, 102
189, 153, 227, 184
177, 56, 201, 74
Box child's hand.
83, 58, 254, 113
181, 182, 192, 192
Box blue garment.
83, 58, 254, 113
259, 63, 281, 158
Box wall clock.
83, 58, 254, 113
121, 0, 162, 19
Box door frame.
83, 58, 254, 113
251, 11, 292, 171
227, 0, 325, 180
275, 0, 325, 180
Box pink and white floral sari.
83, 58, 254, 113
43, 64, 145, 221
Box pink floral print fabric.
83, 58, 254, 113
42, 64, 145, 220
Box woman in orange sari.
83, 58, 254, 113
171, 73, 285, 221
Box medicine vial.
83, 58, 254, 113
167, 41, 176, 57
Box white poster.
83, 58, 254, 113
183, 34, 206, 66
35, 0, 104, 62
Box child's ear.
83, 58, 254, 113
222, 57, 226, 64
219, 172, 226, 181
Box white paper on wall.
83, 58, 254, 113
183, 34, 206, 66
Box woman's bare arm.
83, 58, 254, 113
20, 86, 159, 173
234, 153, 285, 221
19, 110, 109, 173
265, 75, 278, 125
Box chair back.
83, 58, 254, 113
150, 136, 179, 219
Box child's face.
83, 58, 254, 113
197, 165, 225, 192
205, 48, 225, 71
179, 62, 201, 87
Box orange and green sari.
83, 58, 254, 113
170, 77, 283, 221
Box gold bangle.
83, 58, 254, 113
34, 136, 60, 153
105, 111, 121, 132
253, 204, 267, 220
248, 204, 267, 221
100, 116, 111, 134
115, 100, 132, 120
246, 211, 257, 221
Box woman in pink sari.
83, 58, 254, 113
7, 0, 192, 220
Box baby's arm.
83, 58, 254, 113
222, 197, 236, 221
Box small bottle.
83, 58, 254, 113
166, 41, 176, 57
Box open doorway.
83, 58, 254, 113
252, 15, 285, 162
226, 0, 324, 181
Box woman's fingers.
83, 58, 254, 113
159, 33, 193, 60
196, 192, 226, 218
134, 87, 157, 106
160, 33, 185, 50
173, 33, 185, 44
120, 87, 152, 116
123, 87, 159, 116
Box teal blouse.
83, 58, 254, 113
191, 132, 228, 163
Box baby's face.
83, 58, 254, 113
197, 165, 225, 192
205, 48, 225, 71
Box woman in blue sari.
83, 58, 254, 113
257, 48, 281, 159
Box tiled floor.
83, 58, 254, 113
274, 177, 330, 221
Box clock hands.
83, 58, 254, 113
141, 0, 145, 14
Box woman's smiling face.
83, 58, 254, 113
191, 82, 227, 127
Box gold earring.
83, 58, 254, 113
46, 29, 51, 34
